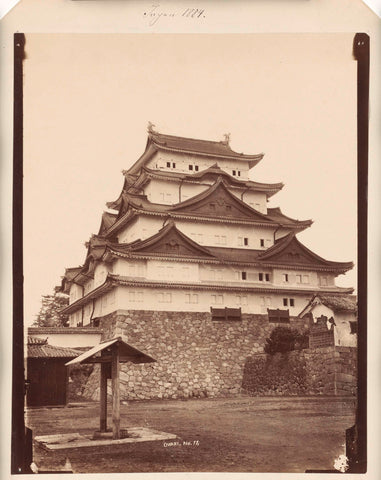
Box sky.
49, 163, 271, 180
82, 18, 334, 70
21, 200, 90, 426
23, 33, 358, 324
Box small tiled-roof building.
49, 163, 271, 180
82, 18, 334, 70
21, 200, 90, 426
26, 336, 80, 406
298, 294, 357, 347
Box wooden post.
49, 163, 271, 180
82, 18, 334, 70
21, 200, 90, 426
99, 362, 108, 432
111, 344, 120, 439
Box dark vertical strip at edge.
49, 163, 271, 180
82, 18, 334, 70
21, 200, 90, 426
12, 32, 29, 475
352, 32, 369, 474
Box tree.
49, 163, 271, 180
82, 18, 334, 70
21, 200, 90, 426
33, 290, 69, 327
264, 326, 309, 355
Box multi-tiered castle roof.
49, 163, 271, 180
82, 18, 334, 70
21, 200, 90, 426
61, 126, 353, 325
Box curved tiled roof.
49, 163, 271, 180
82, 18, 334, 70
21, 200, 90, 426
126, 131, 264, 175
138, 165, 284, 196
258, 232, 353, 272
104, 182, 311, 238
149, 132, 263, 161
27, 342, 81, 358
266, 207, 312, 228
298, 293, 357, 318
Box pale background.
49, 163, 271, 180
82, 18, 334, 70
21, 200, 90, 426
1, 1, 380, 479
22, 33, 357, 324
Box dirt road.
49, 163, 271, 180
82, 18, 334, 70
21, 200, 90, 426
27, 395, 355, 473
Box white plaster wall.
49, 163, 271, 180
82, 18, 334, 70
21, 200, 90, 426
88, 285, 312, 315
180, 183, 214, 202
144, 178, 181, 205
199, 264, 272, 283
113, 258, 146, 278
231, 190, 267, 214
147, 260, 199, 282
273, 269, 319, 287
118, 216, 162, 243
83, 279, 94, 296
117, 216, 276, 249
144, 178, 268, 215
335, 311, 357, 347
318, 274, 335, 286
69, 283, 83, 304
93, 263, 109, 288
174, 221, 274, 249
308, 303, 357, 347
69, 310, 82, 327
146, 151, 251, 180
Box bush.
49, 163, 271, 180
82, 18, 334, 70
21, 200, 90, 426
264, 326, 309, 355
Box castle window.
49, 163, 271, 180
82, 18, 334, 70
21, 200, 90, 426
283, 298, 295, 307
211, 294, 223, 305
296, 274, 302, 283
129, 291, 143, 303
189, 164, 193, 171
303, 275, 309, 284
166, 162, 171, 168
320, 276, 328, 286
211, 307, 242, 321
241, 271, 247, 280
236, 295, 248, 306
158, 292, 172, 303
214, 235, 227, 245
244, 237, 249, 246
259, 273, 270, 281
260, 239, 265, 247
268, 308, 290, 323
185, 293, 198, 304
350, 321, 358, 334
282, 273, 289, 283
195, 165, 199, 171
237, 171, 241, 177
261, 297, 272, 306
172, 162, 176, 168
232, 170, 236, 176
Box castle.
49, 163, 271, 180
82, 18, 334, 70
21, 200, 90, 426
60, 125, 354, 399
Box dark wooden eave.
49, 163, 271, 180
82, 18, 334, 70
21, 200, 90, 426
65, 337, 156, 366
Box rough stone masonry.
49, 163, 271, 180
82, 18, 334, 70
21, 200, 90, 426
82, 310, 310, 401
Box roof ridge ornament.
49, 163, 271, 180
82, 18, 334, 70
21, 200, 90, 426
222, 133, 231, 145
147, 121, 157, 134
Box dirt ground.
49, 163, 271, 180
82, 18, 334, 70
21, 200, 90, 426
26, 395, 356, 473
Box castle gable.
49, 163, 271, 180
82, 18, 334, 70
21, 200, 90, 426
130, 222, 216, 259
171, 179, 272, 221
258, 233, 353, 272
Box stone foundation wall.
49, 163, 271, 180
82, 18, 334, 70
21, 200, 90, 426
242, 346, 357, 396
82, 310, 309, 400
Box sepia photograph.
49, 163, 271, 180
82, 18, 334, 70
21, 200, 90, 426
16, 32, 363, 474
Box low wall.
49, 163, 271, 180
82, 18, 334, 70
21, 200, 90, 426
82, 309, 309, 401
242, 346, 357, 396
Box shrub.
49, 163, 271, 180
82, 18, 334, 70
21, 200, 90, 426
264, 326, 309, 355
